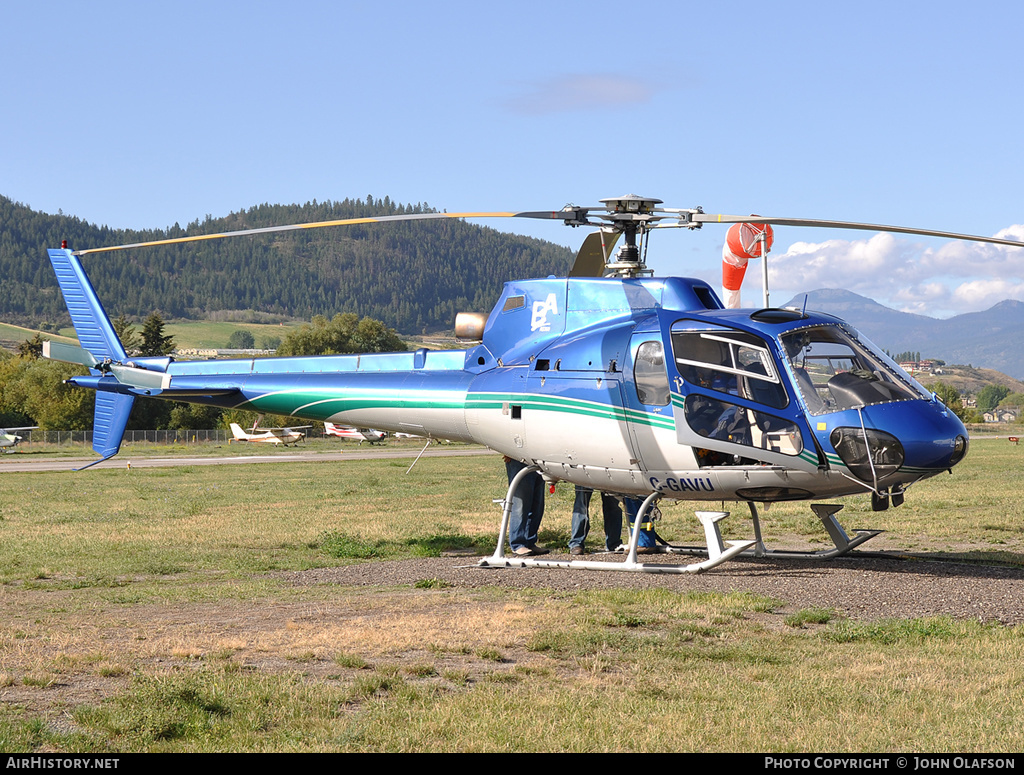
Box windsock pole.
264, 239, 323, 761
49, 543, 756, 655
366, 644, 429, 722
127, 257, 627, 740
759, 231, 771, 308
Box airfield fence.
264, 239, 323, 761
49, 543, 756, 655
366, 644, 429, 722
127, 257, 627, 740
18, 429, 232, 445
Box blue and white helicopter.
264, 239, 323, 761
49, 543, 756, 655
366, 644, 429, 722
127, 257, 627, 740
42, 195, 1022, 574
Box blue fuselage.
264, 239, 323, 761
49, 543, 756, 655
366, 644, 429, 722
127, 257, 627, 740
87, 274, 967, 501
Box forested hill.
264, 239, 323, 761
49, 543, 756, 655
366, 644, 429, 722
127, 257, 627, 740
0, 195, 573, 334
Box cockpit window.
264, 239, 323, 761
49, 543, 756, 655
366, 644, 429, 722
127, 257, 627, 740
781, 325, 930, 415
671, 330, 788, 409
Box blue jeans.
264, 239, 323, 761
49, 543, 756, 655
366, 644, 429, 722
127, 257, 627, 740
505, 459, 545, 550
571, 485, 624, 551
624, 496, 656, 548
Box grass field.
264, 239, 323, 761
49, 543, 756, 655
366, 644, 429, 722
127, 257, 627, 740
0, 322, 76, 348
1, 441, 1023, 752
51, 320, 308, 351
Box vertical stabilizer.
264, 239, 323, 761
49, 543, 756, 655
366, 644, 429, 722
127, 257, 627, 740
47, 249, 127, 362
47, 248, 134, 466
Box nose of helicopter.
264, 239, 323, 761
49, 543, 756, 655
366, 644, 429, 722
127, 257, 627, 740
818, 397, 969, 483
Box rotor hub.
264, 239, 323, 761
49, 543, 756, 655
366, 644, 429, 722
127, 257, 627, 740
595, 195, 663, 277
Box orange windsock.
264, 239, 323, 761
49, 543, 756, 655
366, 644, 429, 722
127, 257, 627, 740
722, 221, 774, 308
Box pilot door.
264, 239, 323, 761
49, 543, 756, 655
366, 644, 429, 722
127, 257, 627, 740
661, 316, 821, 473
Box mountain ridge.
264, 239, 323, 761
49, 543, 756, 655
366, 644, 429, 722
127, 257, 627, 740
781, 289, 1024, 378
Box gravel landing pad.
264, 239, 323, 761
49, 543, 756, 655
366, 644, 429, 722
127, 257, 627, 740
283, 552, 1024, 625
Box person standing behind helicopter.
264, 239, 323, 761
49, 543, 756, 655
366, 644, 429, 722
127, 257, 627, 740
569, 485, 623, 555
569, 489, 656, 554
623, 495, 658, 554
504, 457, 548, 556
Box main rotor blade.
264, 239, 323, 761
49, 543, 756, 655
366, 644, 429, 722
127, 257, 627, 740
72, 211, 525, 256
692, 213, 1024, 249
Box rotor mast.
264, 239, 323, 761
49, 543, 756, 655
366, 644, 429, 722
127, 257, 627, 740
597, 195, 663, 278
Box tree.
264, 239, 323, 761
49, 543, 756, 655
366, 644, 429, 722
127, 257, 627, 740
112, 315, 141, 355
276, 313, 406, 357
998, 392, 1024, 409
976, 385, 1010, 412
350, 318, 408, 354
17, 334, 44, 359
140, 314, 175, 356
167, 403, 224, 430
0, 356, 93, 430
226, 329, 255, 349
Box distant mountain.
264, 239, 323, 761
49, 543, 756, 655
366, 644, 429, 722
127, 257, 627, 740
781, 289, 1024, 379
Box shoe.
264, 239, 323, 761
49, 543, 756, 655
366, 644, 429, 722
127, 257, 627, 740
529, 544, 550, 556
636, 546, 657, 555
569, 545, 585, 556
513, 545, 537, 556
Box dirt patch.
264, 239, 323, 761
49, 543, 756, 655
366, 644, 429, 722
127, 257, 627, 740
3, 550, 1023, 727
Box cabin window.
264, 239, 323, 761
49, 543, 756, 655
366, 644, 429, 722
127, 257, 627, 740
671, 330, 788, 409
684, 394, 803, 457
633, 341, 670, 406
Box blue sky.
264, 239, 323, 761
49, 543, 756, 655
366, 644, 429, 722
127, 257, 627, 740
3, 1, 1022, 318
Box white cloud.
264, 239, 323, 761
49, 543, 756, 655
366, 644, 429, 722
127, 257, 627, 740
766, 226, 1024, 316
504, 73, 658, 115
950, 278, 1024, 309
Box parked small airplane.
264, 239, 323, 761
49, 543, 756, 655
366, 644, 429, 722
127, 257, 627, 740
229, 421, 310, 446
323, 422, 386, 444
0, 427, 38, 452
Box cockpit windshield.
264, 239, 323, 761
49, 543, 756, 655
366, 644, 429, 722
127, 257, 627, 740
780, 325, 931, 415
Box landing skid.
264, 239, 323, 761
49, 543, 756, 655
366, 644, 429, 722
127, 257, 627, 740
660, 502, 883, 560
478, 469, 753, 575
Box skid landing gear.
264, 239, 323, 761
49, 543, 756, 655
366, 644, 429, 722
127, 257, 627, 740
662, 502, 882, 560
478, 473, 753, 575
753, 502, 882, 558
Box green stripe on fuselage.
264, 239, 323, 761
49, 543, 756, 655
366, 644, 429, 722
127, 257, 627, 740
245, 387, 675, 431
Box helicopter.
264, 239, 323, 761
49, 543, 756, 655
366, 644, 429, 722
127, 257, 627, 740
40, 195, 1024, 573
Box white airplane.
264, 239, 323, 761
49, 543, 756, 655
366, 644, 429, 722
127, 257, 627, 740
0, 426, 38, 452
323, 422, 386, 444
229, 421, 310, 446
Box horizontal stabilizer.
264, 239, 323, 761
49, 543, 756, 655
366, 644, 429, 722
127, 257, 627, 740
42, 340, 99, 368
